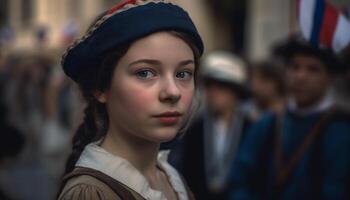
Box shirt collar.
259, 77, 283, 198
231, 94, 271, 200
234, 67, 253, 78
75, 142, 188, 200
287, 90, 335, 116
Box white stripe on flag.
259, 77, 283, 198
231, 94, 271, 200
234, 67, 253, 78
332, 15, 350, 53
299, 0, 317, 40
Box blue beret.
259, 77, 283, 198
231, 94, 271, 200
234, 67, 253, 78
62, 1, 204, 81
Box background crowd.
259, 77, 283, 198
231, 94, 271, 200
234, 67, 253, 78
0, 0, 350, 199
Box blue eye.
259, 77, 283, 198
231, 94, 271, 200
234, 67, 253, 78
136, 70, 156, 79
176, 71, 193, 79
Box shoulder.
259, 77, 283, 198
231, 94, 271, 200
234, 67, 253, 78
238, 112, 276, 154
246, 111, 275, 137
254, 111, 276, 127
324, 109, 350, 135
321, 110, 350, 156
58, 175, 122, 200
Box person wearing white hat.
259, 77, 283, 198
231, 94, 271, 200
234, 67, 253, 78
230, 36, 350, 200
169, 51, 251, 200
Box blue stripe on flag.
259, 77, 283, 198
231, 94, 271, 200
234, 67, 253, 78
311, 0, 325, 47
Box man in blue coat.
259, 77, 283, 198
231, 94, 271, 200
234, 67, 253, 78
230, 37, 350, 200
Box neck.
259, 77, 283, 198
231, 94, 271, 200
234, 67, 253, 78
288, 92, 334, 115
214, 106, 236, 126
100, 127, 160, 177
268, 96, 285, 115
222, 110, 234, 125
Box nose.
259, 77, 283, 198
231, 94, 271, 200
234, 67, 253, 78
159, 76, 181, 104
293, 67, 308, 80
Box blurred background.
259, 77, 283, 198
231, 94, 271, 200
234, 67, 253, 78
0, 0, 349, 199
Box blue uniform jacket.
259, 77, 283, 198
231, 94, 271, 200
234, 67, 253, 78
230, 109, 350, 200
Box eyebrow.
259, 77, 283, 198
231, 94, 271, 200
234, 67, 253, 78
129, 59, 161, 67
128, 59, 195, 67
178, 60, 195, 66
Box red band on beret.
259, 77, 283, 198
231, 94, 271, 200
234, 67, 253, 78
107, 0, 137, 14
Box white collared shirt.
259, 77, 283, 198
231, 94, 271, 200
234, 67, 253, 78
75, 142, 188, 200
288, 90, 335, 115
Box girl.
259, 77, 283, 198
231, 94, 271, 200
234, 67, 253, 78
57, 0, 203, 200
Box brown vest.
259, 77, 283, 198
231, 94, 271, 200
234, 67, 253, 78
58, 167, 196, 200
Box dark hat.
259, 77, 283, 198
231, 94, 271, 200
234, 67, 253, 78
273, 35, 343, 73
62, 0, 204, 82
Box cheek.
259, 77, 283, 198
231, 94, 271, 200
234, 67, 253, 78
301, 73, 324, 88
262, 82, 276, 95
177, 81, 194, 109
205, 90, 227, 105
313, 77, 330, 91
251, 77, 264, 90
181, 88, 194, 109
118, 84, 156, 114
286, 73, 297, 87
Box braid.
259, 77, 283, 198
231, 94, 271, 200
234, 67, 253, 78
64, 101, 100, 174
64, 12, 115, 173
63, 44, 129, 175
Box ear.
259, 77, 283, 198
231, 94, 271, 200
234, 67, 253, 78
94, 90, 108, 103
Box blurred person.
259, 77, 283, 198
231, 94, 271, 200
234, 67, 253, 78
0, 85, 25, 200
246, 60, 286, 122
168, 51, 251, 200
334, 48, 350, 110
2, 54, 24, 127
0, 45, 5, 85
1, 52, 62, 200
39, 61, 79, 195
13, 56, 51, 153
0, 26, 15, 47
230, 37, 350, 200
58, 0, 204, 199
0, 46, 14, 95
35, 26, 50, 48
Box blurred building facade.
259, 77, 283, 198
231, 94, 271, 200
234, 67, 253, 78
0, 0, 216, 51
0, 0, 116, 49
0, 0, 349, 58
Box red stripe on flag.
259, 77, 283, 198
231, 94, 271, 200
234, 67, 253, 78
319, 2, 339, 47
108, 0, 137, 15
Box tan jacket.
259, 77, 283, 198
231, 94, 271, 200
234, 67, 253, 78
59, 142, 195, 200
58, 167, 195, 200
58, 173, 145, 200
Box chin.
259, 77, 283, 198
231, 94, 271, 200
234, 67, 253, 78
151, 127, 179, 143
295, 97, 319, 108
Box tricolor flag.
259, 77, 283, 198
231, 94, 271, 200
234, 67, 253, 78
297, 0, 350, 53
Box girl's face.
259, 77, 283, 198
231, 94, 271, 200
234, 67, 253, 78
99, 32, 195, 143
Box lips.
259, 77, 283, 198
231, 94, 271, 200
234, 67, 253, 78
153, 111, 182, 125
